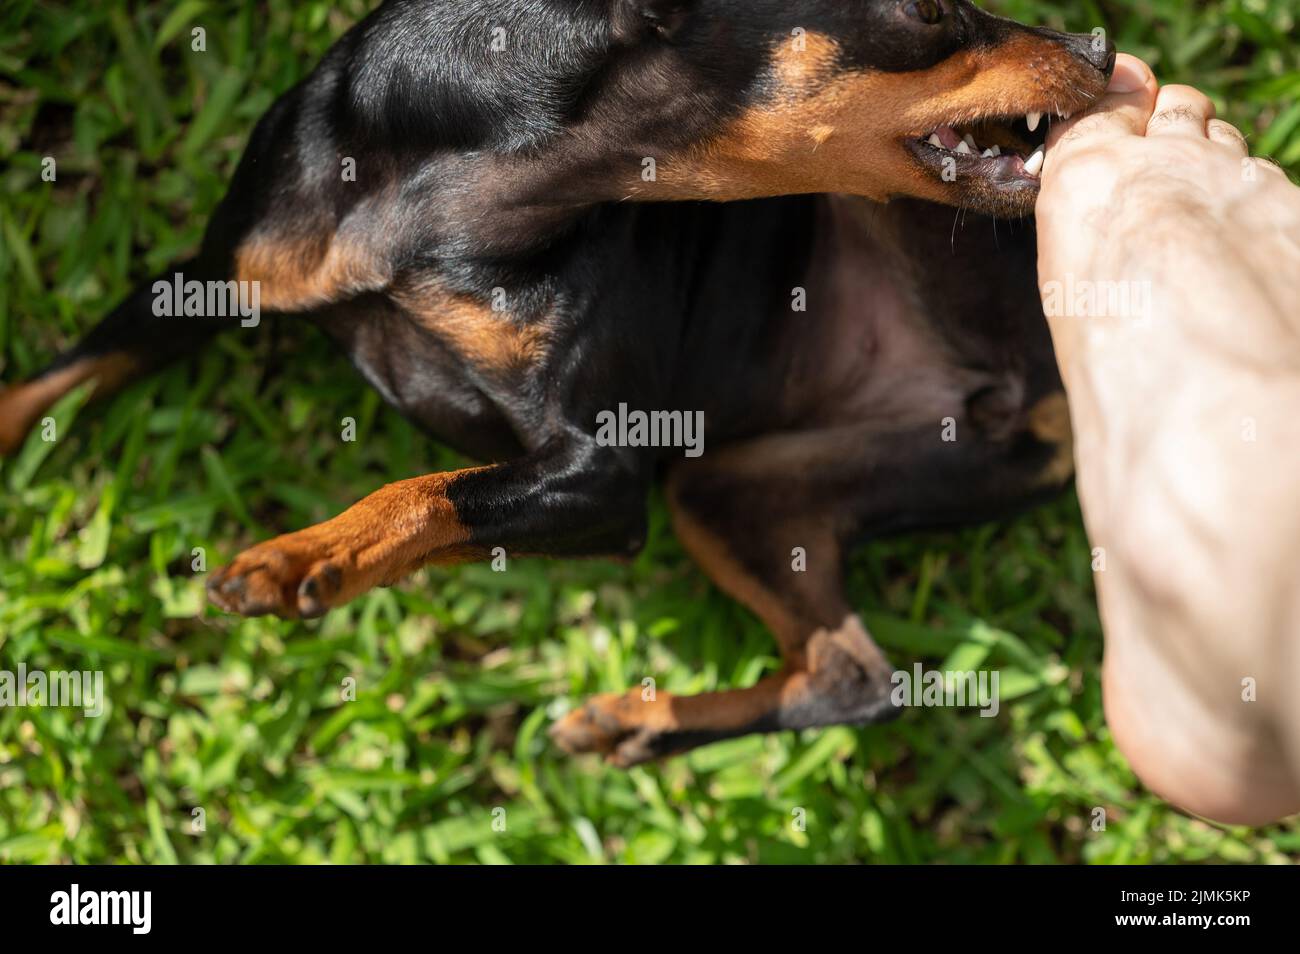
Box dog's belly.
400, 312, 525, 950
686, 195, 1068, 538
767, 196, 1010, 436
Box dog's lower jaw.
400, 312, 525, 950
900, 146, 1042, 219
941, 179, 1040, 220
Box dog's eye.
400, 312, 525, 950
904, 0, 945, 25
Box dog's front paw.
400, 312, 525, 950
549, 690, 675, 768
206, 532, 349, 620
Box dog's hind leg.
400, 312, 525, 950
549, 436, 901, 767
550, 402, 1074, 765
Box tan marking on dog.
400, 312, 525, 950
810, 124, 836, 148
641, 31, 1105, 203
666, 458, 859, 666
234, 233, 390, 312
1029, 392, 1075, 485
0, 353, 137, 456
772, 30, 841, 95
396, 284, 552, 375
668, 477, 807, 652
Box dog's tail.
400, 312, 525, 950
0, 255, 240, 458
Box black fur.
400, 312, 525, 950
29, 0, 1112, 558
6, 0, 1117, 760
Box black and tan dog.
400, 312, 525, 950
0, 0, 1113, 765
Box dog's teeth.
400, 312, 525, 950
1023, 145, 1046, 177
990, 145, 1001, 157
955, 140, 972, 155
1026, 111, 1043, 133
928, 133, 944, 148
1061, 111, 1072, 121
981, 148, 996, 158
962, 133, 978, 150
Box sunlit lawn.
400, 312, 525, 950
1, 0, 1297, 864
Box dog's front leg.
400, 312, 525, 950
206, 440, 648, 619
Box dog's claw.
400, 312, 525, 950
206, 565, 289, 618
213, 572, 244, 597
296, 562, 342, 619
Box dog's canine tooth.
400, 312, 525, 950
1027, 111, 1043, 133
1023, 145, 1046, 177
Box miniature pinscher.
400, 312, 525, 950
0, 1, 1115, 765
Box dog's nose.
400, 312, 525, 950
1064, 31, 1117, 77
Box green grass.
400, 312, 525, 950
1, 0, 1298, 865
